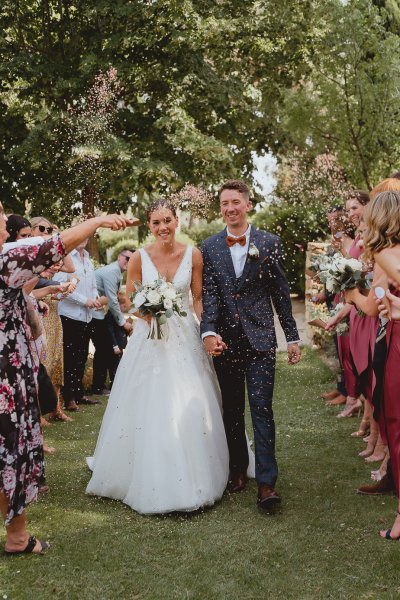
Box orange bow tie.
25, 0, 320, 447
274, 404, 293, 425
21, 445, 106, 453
226, 235, 246, 247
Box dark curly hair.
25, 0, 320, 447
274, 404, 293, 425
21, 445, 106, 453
6, 214, 31, 242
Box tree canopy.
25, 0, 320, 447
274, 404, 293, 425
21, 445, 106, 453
0, 0, 313, 222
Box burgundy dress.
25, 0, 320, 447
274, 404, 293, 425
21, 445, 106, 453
348, 237, 378, 403
383, 319, 400, 497
0, 236, 65, 524
335, 292, 359, 397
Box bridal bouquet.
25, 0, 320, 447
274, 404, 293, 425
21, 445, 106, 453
315, 253, 366, 294
130, 277, 187, 339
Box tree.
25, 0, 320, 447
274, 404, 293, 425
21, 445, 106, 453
0, 0, 313, 229
280, 0, 400, 190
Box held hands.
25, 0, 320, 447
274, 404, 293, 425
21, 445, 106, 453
287, 343, 301, 365
203, 335, 227, 357
86, 298, 103, 309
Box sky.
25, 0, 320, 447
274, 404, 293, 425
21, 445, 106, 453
252, 152, 277, 200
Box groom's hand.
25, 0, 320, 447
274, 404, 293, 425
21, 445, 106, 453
287, 343, 301, 365
204, 335, 227, 357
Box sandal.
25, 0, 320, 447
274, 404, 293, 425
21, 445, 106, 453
382, 529, 400, 541
5, 535, 50, 555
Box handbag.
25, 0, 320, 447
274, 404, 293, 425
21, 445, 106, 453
37, 363, 58, 415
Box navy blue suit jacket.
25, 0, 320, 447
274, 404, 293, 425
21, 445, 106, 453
200, 226, 299, 352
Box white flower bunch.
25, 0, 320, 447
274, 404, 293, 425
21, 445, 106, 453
330, 302, 349, 335
130, 277, 186, 339
316, 253, 366, 294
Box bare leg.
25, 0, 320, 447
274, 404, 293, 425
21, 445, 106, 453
359, 417, 379, 458
0, 492, 44, 553
380, 499, 400, 540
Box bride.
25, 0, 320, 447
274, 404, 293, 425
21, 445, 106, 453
86, 199, 232, 514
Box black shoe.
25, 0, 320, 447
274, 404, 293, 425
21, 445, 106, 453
91, 389, 110, 396
78, 396, 101, 405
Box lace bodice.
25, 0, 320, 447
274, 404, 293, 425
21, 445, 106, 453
139, 246, 193, 311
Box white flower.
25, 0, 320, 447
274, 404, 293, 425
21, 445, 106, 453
248, 242, 259, 258
346, 258, 363, 271
164, 298, 173, 309
163, 287, 177, 300
326, 278, 335, 293
147, 290, 162, 305
134, 292, 146, 308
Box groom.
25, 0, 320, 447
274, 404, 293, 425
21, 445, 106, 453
201, 179, 301, 510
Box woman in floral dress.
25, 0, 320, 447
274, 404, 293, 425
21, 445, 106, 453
0, 203, 137, 554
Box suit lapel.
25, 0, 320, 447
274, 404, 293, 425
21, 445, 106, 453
237, 225, 258, 290
218, 229, 237, 283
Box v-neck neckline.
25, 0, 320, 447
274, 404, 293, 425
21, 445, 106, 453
143, 246, 189, 283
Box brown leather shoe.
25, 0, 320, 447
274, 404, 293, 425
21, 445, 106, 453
227, 472, 248, 493
357, 474, 395, 495
65, 400, 79, 412
78, 396, 101, 405
257, 484, 281, 510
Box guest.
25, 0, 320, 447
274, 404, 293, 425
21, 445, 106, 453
107, 292, 131, 357
6, 214, 32, 241
54, 239, 102, 412
91, 249, 133, 393
29, 222, 77, 421
321, 206, 354, 407
30, 216, 54, 237
0, 202, 137, 554
363, 190, 400, 539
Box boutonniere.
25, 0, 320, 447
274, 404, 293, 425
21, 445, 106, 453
248, 242, 260, 260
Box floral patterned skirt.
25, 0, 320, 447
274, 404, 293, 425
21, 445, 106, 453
0, 322, 44, 525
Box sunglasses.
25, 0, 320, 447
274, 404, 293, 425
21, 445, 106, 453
36, 225, 54, 234
121, 254, 131, 262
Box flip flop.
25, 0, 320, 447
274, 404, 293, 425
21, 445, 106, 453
383, 529, 400, 541
5, 535, 50, 555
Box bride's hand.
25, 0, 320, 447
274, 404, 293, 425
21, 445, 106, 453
204, 335, 226, 356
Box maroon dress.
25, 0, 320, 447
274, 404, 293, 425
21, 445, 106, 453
383, 319, 400, 497
348, 237, 378, 403
0, 236, 65, 524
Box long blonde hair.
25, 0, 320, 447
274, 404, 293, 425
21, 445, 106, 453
364, 191, 400, 259
31, 216, 51, 228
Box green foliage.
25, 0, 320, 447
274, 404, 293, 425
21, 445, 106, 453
0, 0, 313, 221
281, 0, 400, 189
97, 227, 139, 263
252, 202, 329, 296
181, 221, 225, 246
109, 238, 138, 262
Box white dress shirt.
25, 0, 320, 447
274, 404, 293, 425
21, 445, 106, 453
54, 249, 98, 323
227, 225, 251, 278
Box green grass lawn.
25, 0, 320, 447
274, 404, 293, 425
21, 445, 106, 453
1, 348, 399, 600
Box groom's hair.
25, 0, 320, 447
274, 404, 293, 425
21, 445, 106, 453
218, 179, 250, 199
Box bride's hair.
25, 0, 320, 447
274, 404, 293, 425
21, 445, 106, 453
146, 199, 177, 221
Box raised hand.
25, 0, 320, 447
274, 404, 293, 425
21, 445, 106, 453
99, 215, 140, 230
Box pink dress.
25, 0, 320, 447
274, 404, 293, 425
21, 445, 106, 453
383, 319, 400, 497
348, 237, 378, 403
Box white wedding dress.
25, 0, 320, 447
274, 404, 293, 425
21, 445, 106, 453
86, 246, 233, 514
